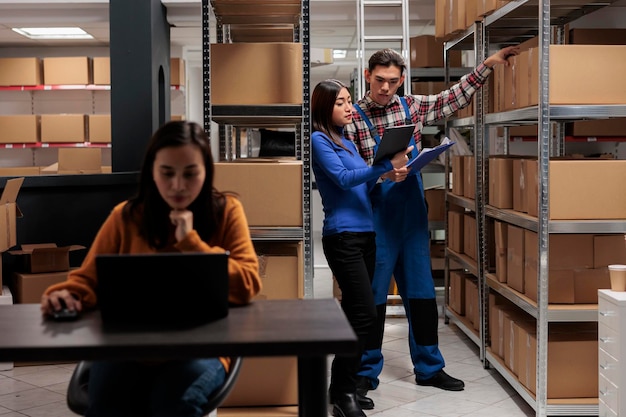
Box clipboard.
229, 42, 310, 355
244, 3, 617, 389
406, 137, 455, 171
372, 124, 416, 165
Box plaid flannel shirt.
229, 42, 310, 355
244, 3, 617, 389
345, 63, 492, 166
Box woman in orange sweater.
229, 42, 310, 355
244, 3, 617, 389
40, 120, 262, 417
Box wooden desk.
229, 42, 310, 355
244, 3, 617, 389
0, 299, 357, 417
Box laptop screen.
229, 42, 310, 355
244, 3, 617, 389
95, 252, 230, 329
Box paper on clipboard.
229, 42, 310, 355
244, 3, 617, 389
406, 137, 455, 171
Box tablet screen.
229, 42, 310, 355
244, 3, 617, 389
372, 124, 416, 164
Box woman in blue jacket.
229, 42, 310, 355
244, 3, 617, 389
311, 79, 411, 417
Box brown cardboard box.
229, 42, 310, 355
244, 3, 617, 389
569, 28, 626, 45
220, 357, 298, 407
254, 242, 302, 300
0, 115, 39, 143
451, 155, 465, 196
41, 114, 87, 143
170, 58, 185, 86
523, 327, 598, 398
43, 57, 91, 85
464, 276, 478, 329
425, 188, 445, 221
449, 270, 466, 315
411, 81, 448, 95
88, 114, 111, 143
528, 159, 626, 219
594, 234, 626, 268
57, 148, 102, 174
463, 155, 475, 200
214, 161, 303, 226
573, 267, 610, 304
463, 213, 477, 261
447, 208, 464, 253
0, 177, 24, 252
0, 58, 42, 86
211, 43, 302, 105
0, 167, 40, 177
528, 45, 626, 105
13, 270, 70, 304
217, 406, 298, 417
409, 35, 461, 68
512, 158, 528, 213
92, 57, 110, 85
506, 225, 524, 294
567, 118, 626, 137
488, 156, 518, 209
9, 243, 85, 273
494, 221, 507, 283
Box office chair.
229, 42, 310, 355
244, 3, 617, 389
67, 357, 243, 416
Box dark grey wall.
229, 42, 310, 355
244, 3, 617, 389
110, 0, 171, 172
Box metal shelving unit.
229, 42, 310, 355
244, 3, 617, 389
202, 0, 313, 298
443, 1, 625, 416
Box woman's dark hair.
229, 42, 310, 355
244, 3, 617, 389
368, 48, 406, 74
124, 120, 226, 249
311, 79, 352, 153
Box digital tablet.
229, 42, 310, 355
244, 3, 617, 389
372, 124, 416, 164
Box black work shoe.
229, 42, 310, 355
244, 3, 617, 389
329, 392, 366, 417
355, 375, 372, 396
416, 370, 465, 391
356, 392, 374, 410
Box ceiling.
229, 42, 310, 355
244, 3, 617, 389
0, 0, 625, 88
0, 0, 437, 87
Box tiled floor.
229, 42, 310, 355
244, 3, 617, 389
0, 263, 535, 417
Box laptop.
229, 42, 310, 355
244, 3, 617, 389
95, 252, 230, 329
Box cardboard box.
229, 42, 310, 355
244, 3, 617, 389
220, 357, 298, 407
594, 234, 626, 268
43, 57, 91, 85
573, 267, 610, 304
506, 224, 524, 294
409, 35, 462, 68
451, 155, 465, 196
0, 115, 39, 143
449, 270, 466, 315
463, 155, 475, 200
411, 81, 448, 95
425, 188, 445, 221
13, 270, 70, 304
527, 45, 626, 105
92, 57, 110, 85
88, 114, 111, 143
9, 243, 85, 273
0, 177, 24, 252
464, 276, 478, 329
0, 167, 40, 177
463, 213, 476, 261
217, 406, 298, 417
567, 118, 626, 137
494, 221, 507, 283
254, 242, 303, 300
57, 148, 103, 174
170, 58, 185, 86
527, 159, 626, 219
41, 114, 86, 143
569, 28, 626, 45
447, 208, 464, 253
211, 43, 302, 105
0, 57, 42, 86
488, 156, 517, 209
522, 327, 598, 398
214, 161, 303, 227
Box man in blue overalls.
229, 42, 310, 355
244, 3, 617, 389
343, 46, 518, 403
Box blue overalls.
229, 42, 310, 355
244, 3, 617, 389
354, 98, 445, 388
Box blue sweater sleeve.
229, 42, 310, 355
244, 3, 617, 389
312, 131, 391, 190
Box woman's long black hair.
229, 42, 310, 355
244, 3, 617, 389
123, 120, 226, 249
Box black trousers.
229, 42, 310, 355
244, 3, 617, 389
323, 231, 377, 395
